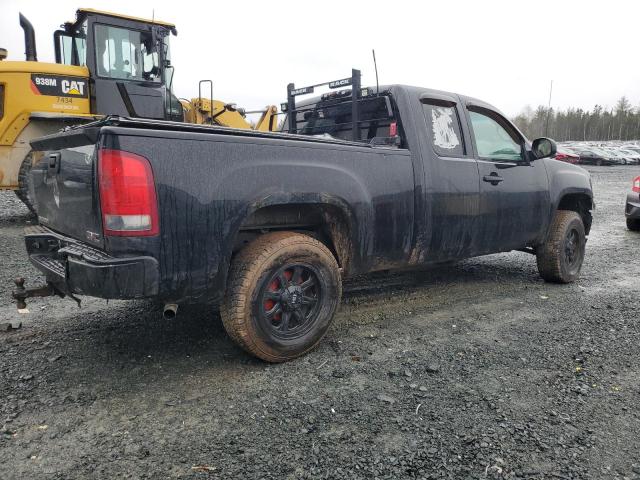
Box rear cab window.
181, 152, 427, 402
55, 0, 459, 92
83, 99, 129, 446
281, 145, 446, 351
284, 91, 404, 146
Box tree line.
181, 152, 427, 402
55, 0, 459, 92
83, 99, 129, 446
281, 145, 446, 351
512, 97, 640, 142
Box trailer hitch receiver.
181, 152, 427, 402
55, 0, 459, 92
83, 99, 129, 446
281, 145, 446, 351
11, 277, 72, 310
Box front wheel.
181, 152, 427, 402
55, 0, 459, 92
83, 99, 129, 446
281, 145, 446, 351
221, 231, 342, 362
536, 210, 586, 283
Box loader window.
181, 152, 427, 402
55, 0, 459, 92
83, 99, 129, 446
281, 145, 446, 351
94, 25, 160, 82
56, 20, 87, 66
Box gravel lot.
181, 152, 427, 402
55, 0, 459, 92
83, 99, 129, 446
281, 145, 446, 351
1, 165, 639, 480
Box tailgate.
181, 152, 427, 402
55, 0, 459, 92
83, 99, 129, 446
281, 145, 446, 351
30, 128, 104, 248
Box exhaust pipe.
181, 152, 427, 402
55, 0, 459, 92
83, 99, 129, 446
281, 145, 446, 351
163, 304, 178, 320
19, 13, 37, 62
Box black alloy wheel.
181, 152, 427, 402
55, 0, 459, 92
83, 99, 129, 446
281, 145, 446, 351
259, 264, 322, 340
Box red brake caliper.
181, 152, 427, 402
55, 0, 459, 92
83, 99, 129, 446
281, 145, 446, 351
264, 269, 294, 322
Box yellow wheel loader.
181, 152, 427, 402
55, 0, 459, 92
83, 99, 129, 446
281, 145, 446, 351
0, 9, 278, 213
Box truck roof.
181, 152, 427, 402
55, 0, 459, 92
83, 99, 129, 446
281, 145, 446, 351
300, 84, 504, 119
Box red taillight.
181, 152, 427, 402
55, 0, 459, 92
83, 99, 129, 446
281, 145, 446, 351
389, 121, 398, 137
633, 176, 640, 193
98, 149, 159, 236
556, 153, 567, 160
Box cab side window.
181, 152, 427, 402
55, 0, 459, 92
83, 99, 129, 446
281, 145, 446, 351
468, 109, 523, 162
422, 102, 465, 157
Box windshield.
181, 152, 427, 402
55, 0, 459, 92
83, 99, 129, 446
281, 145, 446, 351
94, 24, 161, 82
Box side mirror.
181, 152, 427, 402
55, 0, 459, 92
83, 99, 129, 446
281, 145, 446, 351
531, 137, 557, 160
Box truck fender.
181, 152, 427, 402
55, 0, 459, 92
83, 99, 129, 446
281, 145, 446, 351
207, 158, 377, 299
545, 161, 594, 237
215, 193, 362, 295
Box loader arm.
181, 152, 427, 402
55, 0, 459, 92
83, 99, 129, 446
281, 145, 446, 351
254, 106, 279, 132
182, 98, 279, 131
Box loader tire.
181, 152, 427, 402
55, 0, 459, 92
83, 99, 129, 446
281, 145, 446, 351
536, 210, 586, 283
15, 152, 37, 216
221, 231, 341, 362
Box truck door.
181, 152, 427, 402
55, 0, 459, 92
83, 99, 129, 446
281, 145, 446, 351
89, 23, 167, 119
464, 106, 550, 252
418, 94, 481, 262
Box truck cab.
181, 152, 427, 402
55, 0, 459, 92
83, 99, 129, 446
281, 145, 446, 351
281, 77, 592, 266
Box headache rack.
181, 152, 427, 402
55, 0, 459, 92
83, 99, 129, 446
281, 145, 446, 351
281, 69, 399, 146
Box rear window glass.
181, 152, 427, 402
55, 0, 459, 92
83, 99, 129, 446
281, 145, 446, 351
292, 96, 394, 142
422, 103, 464, 157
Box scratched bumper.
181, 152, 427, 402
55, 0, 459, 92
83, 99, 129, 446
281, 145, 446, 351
24, 225, 159, 299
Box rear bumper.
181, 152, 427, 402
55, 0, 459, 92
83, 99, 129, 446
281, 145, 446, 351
626, 193, 640, 219
25, 225, 159, 299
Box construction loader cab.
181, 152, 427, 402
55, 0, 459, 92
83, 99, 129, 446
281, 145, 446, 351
1, 7, 277, 215
53, 9, 182, 121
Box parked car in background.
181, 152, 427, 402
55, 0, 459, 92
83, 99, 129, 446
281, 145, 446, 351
601, 147, 630, 165
555, 148, 580, 164
570, 146, 615, 166
616, 148, 640, 165
623, 145, 640, 156
626, 176, 640, 231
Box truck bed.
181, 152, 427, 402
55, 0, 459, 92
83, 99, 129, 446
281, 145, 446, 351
28, 114, 415, 304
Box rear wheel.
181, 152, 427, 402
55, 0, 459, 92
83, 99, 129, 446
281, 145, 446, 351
627, 218, 640, 231
221, 231, 341, 362
536, 210, 586, 283
14, 152, 37, 216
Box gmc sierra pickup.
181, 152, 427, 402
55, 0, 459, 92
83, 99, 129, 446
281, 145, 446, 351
14, 76, 594, 362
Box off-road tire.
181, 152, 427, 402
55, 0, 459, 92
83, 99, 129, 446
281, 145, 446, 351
15, 152, 37, 216
221, 231, 342, 362
536, 210, 586, 283
627, 218, 640, 231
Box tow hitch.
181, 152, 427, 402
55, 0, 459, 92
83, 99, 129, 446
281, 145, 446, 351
11, 277, 78, 311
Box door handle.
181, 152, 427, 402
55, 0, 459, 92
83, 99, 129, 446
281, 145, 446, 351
48, 153, 61, 174
483, 173, 504, 185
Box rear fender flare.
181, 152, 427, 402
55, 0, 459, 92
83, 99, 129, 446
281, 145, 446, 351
215, 193, 365, 298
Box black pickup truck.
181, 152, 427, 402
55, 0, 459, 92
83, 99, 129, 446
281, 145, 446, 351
15, 71, 594, 362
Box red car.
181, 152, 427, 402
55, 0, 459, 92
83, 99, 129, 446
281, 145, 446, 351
555, 149, 580, 164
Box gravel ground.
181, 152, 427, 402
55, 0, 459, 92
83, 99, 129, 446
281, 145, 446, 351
1, 165, 639, 480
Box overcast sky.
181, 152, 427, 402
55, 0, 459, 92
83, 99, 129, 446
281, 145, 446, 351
2, 0, 638, 118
